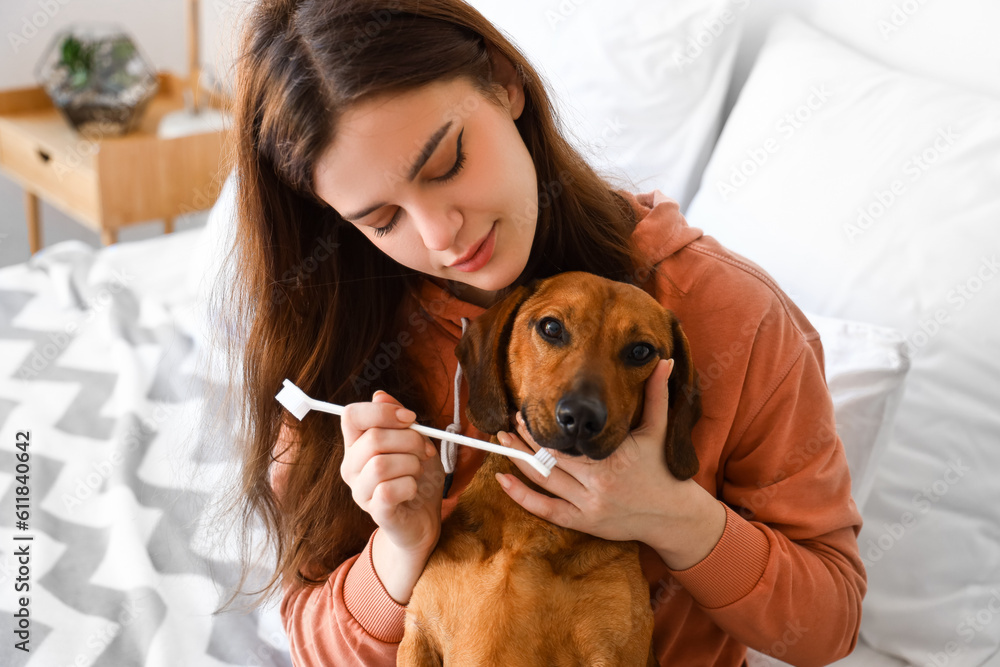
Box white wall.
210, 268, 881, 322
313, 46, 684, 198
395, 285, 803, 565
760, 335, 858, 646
0, 1, 248, 267
1, 0, 246, 93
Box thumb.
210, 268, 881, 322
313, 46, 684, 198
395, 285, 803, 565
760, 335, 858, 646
371, 389, 417, 420
372, 389, 403, 407
636, 358, 674, 435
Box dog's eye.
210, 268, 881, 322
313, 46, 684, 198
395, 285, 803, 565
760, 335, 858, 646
627, 344, 656, 364
538, 317, 564, 340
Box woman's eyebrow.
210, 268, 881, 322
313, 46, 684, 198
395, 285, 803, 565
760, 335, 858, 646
340, 120, 454, 222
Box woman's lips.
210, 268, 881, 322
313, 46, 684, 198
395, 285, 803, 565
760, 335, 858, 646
448, 222, 497, 272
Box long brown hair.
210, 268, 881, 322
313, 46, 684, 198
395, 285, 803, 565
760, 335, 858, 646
214, 0, 648, 612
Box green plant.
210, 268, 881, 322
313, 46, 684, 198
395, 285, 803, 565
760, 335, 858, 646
59, 35, 95, 88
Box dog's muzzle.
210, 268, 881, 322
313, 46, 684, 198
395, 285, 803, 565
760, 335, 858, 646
546, 391, 609, 458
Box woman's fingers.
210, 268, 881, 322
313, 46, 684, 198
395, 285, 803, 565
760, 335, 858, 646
351, 451, 426, 508
498, 426, 586, 505
495, 471, 580, 530
340, 392, 432, 480
340, 391, 418, 446
342, 422, 433, 481
651, 189, 678, 207
368, 475, 420, 514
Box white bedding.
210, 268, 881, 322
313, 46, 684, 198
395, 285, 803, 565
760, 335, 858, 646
687, 16, 1000, 665
0, 228, 288, 667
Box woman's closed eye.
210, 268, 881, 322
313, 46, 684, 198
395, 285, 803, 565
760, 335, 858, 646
435, 127, 466, 184
373, 128, 467, 238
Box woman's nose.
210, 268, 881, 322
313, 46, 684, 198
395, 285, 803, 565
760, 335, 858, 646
411, 204, 463, 251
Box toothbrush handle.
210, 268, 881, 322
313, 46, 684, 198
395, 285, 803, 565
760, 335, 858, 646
409, 424, 513, 457
307, 399, 345, 417
308, 398, 552, 476
410, 424, 553, 476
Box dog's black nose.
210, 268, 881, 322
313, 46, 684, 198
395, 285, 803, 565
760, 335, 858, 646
555, 395, 607, 440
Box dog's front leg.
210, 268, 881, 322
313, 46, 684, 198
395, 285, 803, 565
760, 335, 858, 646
397, 614, 442, 667
646, 643, 660, 667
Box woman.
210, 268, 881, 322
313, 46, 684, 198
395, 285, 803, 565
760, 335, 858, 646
218, 0, 866, 664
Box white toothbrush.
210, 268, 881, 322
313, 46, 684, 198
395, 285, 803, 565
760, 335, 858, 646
275, 379, 557, 477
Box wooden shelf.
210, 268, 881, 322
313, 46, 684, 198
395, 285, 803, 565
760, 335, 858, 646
0, 71, 233, 252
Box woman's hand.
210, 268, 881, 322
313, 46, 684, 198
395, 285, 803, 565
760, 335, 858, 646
495, 358, 726, 570
340, 390, 444, 558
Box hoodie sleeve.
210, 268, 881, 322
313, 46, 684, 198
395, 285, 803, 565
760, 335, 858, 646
271, 429, 406, 666
279, 531, 407, 666
665, 299, 867, 666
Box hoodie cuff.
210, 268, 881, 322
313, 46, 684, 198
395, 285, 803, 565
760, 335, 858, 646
667, 502, 771, 609
343, 529, 407, 643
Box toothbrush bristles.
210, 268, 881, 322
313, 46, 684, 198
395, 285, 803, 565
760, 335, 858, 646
275, 380, 312, 421
534, 449, 557, 470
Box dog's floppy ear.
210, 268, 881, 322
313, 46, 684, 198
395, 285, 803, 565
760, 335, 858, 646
664, 316, 701, 480
455, 283, 536, 434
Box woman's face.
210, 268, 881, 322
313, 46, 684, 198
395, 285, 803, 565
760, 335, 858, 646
313, 76, 538, 302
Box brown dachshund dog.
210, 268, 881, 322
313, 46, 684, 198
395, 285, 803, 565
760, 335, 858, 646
398, 271, 701, 667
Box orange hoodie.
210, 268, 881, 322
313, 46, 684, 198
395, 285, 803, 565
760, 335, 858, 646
273, 191, 866, 666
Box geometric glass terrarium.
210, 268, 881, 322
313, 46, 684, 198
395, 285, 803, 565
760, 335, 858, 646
35, 24, 159, 137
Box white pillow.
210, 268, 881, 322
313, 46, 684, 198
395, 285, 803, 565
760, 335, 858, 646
804, 311, 910, 512
686, 16, 1000, 665
803, 0, 1000, 99
726, 0, 1000, 125
466, 0, 746, 210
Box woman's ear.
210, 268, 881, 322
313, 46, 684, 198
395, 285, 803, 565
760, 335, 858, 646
664, 316, 701, 481
486, 44, 525, 120
455, 284, 535, 434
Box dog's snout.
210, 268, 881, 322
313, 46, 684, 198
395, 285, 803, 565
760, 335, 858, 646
555, 394, 607, 441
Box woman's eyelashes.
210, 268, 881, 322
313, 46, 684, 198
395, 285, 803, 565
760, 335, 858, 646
373, 207, 402, 238
436, 128, 466, 183
372, 129, 467, 238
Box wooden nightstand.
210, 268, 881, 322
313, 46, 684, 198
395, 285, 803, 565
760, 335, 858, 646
0, 72, 232, 254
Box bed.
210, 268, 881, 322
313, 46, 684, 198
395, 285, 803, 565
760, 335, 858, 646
1, 0, 998, 665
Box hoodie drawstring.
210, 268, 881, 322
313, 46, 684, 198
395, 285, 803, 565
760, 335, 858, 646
440, 316, 470, 498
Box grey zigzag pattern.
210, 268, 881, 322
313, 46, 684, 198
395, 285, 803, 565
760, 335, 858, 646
0, 286, 289, 667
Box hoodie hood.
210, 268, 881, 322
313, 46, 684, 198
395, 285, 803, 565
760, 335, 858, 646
619, 190, 704, 268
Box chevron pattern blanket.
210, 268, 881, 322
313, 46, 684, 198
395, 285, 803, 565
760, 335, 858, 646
0, 232, 289, 667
